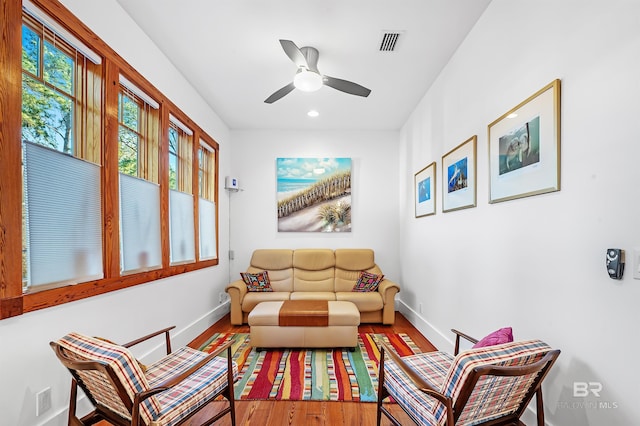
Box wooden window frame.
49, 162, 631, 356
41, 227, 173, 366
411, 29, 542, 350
0, 0, 219, 319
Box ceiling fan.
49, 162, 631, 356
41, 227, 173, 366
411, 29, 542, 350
264, 39, 371, 104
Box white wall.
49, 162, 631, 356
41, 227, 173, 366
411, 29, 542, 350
397, 1, 640, 425
228, 130, 400, 282
0, 1, 233, 425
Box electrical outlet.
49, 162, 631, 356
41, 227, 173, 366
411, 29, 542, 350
36, 387, 51, 416
419, 303, 423, 314
219, 292, 224, 303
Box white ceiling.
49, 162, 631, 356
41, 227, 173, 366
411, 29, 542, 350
114, 0, 491, 131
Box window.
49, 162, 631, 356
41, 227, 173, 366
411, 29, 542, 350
118, 77, 162, 273
198, 141, 218, 260
21, 7, 103, 290
0, 0, 220, 319
168, 116, 195, 265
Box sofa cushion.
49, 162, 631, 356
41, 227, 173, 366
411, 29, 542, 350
290, 292, 337, 301
334, 249, 382, 293
335, 249, 375, 270
251, 249, 293, 270
293, 249, 335, 292
241, 291, 291, 312
336, 291, 383, 312
352, 271, 384, 292
240, 271, 273, 292
248, 249, 294, 292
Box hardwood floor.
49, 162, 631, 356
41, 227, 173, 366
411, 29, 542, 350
183, 311, 437, 426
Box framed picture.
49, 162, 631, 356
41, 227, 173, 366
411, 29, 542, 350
414, 162, 436, 217
442, 135, 477, 212
276, 158, 352, 232
488, 79, 561, 203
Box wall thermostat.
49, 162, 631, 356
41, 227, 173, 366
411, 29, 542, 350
606, 248, 624, 279
225, 176, 239, 190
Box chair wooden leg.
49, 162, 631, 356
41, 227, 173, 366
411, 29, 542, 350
227, 345, 237, 426
69, 379, 98, 426
536, 388, 545, 426
377, 346, 387, 426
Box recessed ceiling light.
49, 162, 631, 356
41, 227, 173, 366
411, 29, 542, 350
307, 110, 319, 117
507, 113, 518, 119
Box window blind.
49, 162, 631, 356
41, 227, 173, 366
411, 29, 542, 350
169, 114, 193, 136
23, 142, 103, 287
119, 173, 162, 273
199, 198, 217, 260
119, 74, 160, 109
169, 189, 195, 264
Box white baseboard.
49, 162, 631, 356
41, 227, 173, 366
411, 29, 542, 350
166, 301, 230, 349
396, 299, 453, 352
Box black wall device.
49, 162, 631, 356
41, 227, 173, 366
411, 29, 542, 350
606, 248, 624, 279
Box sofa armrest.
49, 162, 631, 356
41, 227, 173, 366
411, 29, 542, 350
378, 278, 400, 325
378, 278, 400, 304
225, 280, 248, 325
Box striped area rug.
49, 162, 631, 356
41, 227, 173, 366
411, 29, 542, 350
199, 332, 420, 402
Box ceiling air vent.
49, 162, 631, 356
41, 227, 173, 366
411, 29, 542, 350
379, 31, 401, 52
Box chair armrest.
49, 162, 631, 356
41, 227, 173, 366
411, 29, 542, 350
378, 341, 454, 426
451, 328, 478, 356
122, 326, 176, 355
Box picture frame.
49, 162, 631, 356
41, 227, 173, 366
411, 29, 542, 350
442, 135, 477, 212
276, 158, 352, 232
488, 79, 561, 203
414, 162, 436, 218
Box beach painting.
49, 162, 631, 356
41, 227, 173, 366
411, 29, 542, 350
276, 158, 352, 232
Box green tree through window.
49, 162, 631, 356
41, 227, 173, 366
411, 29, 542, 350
168, 125, 179, 189
21, 23, 75, 154
118, 92, 140, 176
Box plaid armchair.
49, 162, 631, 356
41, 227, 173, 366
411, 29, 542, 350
377, 329, 560, 426
50, 326, 237, 426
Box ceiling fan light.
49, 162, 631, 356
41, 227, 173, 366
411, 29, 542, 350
294, 69, 323, 92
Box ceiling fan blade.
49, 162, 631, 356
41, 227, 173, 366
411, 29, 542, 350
323, 76, 371, 97
279, 40, 308, 69
299, 46, 320, 74
264, 82, 296, 104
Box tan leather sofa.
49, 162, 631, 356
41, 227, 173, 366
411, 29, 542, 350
225, 248, 400, 325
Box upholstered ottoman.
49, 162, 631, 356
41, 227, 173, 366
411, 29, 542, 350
248, 300, 360, 351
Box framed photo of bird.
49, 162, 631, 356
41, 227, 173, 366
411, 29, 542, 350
442, 135, 477, 212
488, 79, 561, 203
